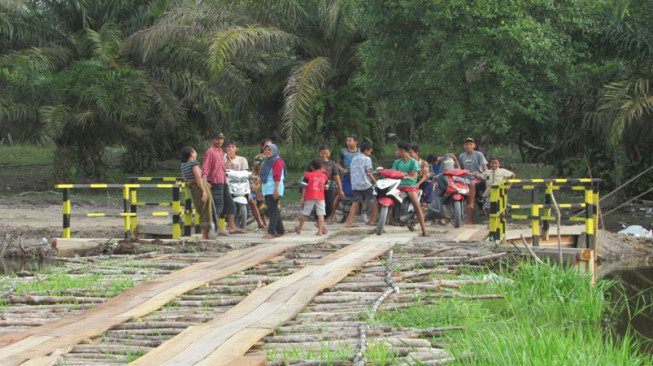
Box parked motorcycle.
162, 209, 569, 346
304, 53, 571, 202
373, 169, 422, 235
226, 169, 252, 228
430, 169, 470, 228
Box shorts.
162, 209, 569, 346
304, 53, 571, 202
398, 186, 419, 193
352, 187, 374, 203
302, 199, 326, 216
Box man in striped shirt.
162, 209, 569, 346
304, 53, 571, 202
202, 131, 245, 235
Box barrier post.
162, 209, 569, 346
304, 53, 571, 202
543, 182, 553, 240
489, 183, 501, 241
584, 185, 595, 250
183, 186, 192, 236
62, 188, 71, 239
130, 190, 138, 237
123, 186, 131, 239
172, 185, 181, 239
501, 184, 507, 242
531, 186, 540, 246
592, 181, 600, 253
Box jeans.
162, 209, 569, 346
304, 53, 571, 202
265, 195, 284, 235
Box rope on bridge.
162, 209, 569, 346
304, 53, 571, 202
351, 248, 399, 365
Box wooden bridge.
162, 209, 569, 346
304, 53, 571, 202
0, 226, 506, 365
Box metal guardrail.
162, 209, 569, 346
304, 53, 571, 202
489, 178, 600, 250
127, 177, 200, 237
55, 183, 184, 239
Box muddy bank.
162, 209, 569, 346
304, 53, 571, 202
1, 199, 651, 268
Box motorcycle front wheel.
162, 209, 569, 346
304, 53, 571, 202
361, 198, 373, 224
334, 198, 349, 223
235, 203, 248, 228
376, 205, 389, 235
453, 200, 462, 228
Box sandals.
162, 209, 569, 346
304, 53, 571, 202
229, 228, 246, 234
262, 233, 276, 239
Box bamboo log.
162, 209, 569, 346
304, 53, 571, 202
7, 295, 107, 305
100, 337, 164, 347
116, 321, 198, 330
106, 328, 185, 336
70, 343, 151, 354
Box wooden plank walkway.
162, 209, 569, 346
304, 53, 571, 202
0, 234, 332, 366
130, 233, 415, 366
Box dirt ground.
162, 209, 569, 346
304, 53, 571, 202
0, 199, 651, 270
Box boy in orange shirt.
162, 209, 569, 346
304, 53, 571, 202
295, 159, 328, 235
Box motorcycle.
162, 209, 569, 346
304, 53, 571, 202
226, 169, 252, 228
430, 169, 470, 228
373, 169, 422, 235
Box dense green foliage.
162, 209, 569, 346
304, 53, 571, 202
357, 0, 652, 193
0, 0, 651, 195
377, 263, 652, 365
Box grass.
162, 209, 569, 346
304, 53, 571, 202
12, 271, 135, 296
0, 143, 55, 165
266, 342, 397, 364
374, 262, 653, 365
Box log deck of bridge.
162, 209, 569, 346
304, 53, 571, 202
0, 232, 413, 365
0, 233, 336, 366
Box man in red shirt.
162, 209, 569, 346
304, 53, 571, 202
201, 131, 245, 235
295, 159, 328, 236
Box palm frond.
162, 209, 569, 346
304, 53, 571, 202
122, 4, 251, 62
77, 22, 122, 64
282, 56, 331, 144
140, 75, 185, 129
0, 46, 74, 75
230, 0, 308, 31
593, 78, 653, 145
148, 66, 228, 119
208, 26, 295, 78
0, 3, 68, 49
37, 104, 69, 141
0, 0, 26, 12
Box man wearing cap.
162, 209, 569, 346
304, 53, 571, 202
202, 132, 245, 234
458, 137, 488, 224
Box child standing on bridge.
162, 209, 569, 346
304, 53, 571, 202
180, 147, 213, 239
295, 159, 328, 236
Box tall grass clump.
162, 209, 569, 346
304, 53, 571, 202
377, 262, 652, 365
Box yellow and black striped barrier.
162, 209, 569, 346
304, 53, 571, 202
489, 178, 600, 250
127, 177, 200, 237
55, 183, 184, 239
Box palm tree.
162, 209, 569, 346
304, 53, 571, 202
124, 0, 364, 145
575, 0, 653, 197
0, 0, 197, 179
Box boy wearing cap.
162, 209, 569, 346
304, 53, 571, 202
202, 132, 246, 234
458, 137, 488, 224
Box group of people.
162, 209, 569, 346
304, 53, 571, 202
181, 132, 515, 240
181, 132, 286, 239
